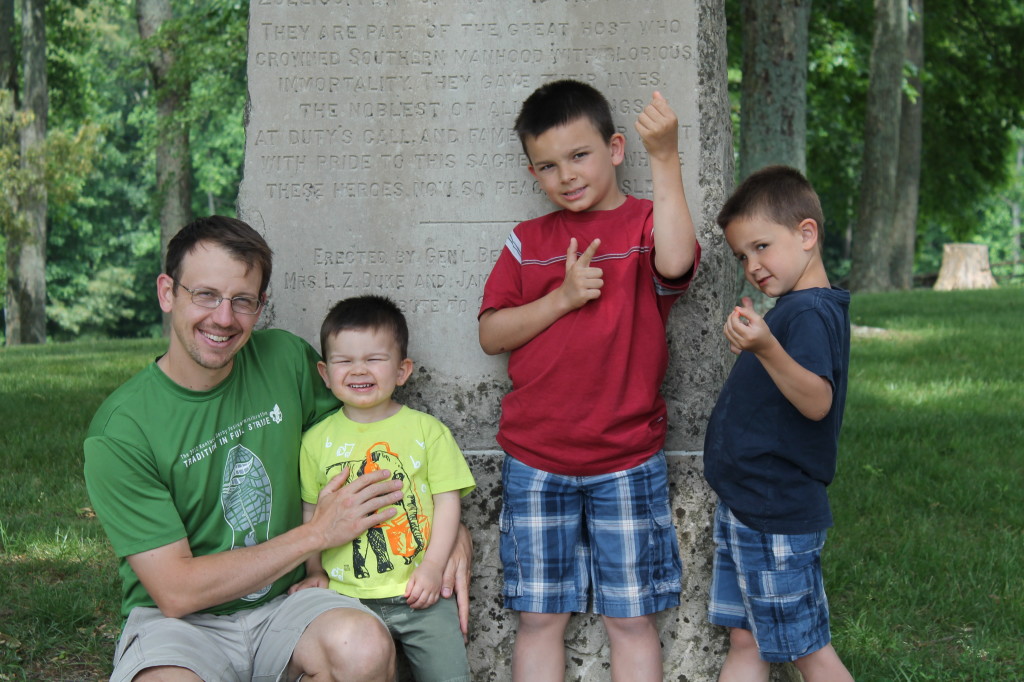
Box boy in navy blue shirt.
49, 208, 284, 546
703, 166, 854, 681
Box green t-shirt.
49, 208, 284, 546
300, 406, 476, 599
84, 329, 338, 619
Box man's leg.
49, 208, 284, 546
717, 627, 769, 682
602, 613, 663, 682
286, 607, 395, 682
132, 668, 202, 681
512, 611, 571, 682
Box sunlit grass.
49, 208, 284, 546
1, 291, 1022, 679
0, 338, 162, 680
829, 288, 1024, 681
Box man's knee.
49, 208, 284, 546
323, 611, 395, 675
131, 666, 202, 681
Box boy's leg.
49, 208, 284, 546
601, 614, 662, 682
366, 596, 471, 682
512, 612, 572, 682
586, 452, 682, 682
710, 504, 836, 673
717, 627, 769, 682
499, 455, 588, 682
793, 643, 854, 682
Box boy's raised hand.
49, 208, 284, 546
723, 297, 773, 355
560, 237, 603, 310
635, 91, 679, 162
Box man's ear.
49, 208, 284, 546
397, 358, 414, 386
798, 218, 820, 251
156, 274, 175, 314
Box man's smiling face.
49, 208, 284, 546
158, 241, 263, 390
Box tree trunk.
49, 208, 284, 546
849, 0, 907, 293
889, 0, 923, 290
6, 0, 47, 345
738, 0, 811, 312
739, 0, 812, 178
933, 243, 998, 291
0, 0, 15, 97
136, 0, 191, 264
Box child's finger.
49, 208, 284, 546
564, 238, 579, 271
577, 238, 601, 267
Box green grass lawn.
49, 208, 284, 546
0, 290, 1021, 680
828, 289, 1023, 680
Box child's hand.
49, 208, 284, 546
723, 297, 773, 355
559, 237, 603, 310
288, 570, 329, 594
635, 91, 679, 162
404, 560, 444, 609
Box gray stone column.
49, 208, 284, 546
240, 1, 737, 678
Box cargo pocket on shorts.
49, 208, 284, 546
498, 504, 523, 598
745, 565, 817, 659
648, 501, 683, 594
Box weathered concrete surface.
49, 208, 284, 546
240, 0, 762, 678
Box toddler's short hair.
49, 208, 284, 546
320, 295, 409, 360
514, 79, 616, 157
717, 166, 825, 237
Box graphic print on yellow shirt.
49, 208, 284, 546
299, 405, 476, 599
327, 441, 431, 579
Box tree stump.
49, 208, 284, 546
933, 243, 998, 291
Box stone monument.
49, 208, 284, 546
240, 1, 737, 678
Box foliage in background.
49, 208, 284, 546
726, 0, 1024, 284
2, 0, 248, 342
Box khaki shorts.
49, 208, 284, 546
110, 588, 381, 682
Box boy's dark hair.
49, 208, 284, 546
320, 295, 409, 360
717, 166, 825, 240
514, 79, 616, 157
165, 216, 274, 296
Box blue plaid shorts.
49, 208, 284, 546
708, 502, 832, 662
499, 452, 682, 618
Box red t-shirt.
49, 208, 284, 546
480, 196, 700, 475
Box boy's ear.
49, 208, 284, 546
798, 218, 820, 251
609, 132, 626, 166
316, 360, 331, 388
397, 358, 414, 386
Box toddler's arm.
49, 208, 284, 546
405, 491, 461, 609
479, 237, 603, 354
635, 92, 697, 280
288, 501, 330, 593
724, 297, 834, 421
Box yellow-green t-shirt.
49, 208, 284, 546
299, 406, 475, 599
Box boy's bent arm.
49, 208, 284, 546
404, 491, 462, 609
724, 303, 834, 421
636, 92, 697, 280
420, 491, 462, 573
479, 237, 603, 354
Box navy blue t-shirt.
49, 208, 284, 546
704, 287, 851, 534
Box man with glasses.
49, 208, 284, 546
84, 216, 471, 681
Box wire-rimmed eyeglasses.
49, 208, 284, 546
174, 280, 263, 315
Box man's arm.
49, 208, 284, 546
723, 299, 833, 421
441, 523, 473, 640
127, 467, 402, 618
479, 237, 603, 355
635, 91, 697, 281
